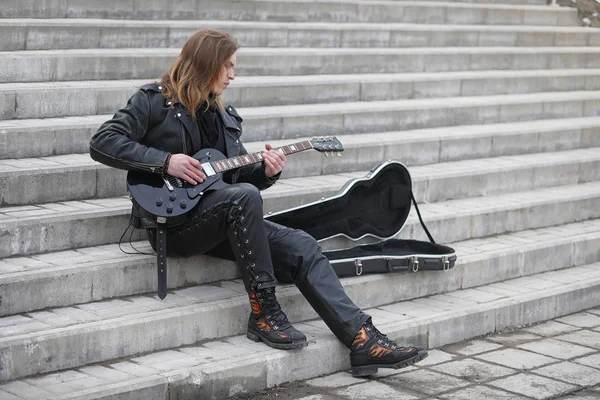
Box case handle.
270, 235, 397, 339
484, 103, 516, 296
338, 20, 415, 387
386, 258, 409, 272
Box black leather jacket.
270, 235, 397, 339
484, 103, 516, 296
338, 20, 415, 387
90, 83, 278, 190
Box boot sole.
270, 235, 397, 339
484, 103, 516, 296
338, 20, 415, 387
351, 349, 429, 377
247, 330, 308, 350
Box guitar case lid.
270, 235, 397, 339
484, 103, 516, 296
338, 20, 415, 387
266, 161, 412, 241
265, 161, 457, 276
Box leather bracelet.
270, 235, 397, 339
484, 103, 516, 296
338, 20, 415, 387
162, 153, 172, 176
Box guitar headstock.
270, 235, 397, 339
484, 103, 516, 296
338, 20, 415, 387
310, 136, 344, 157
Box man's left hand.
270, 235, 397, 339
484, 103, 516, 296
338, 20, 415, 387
262, 143, 287, 177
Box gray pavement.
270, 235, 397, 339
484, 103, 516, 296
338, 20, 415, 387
236, 309, 600, 400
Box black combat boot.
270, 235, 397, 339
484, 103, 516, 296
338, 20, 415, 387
247, 287, 308, 350
350, 320, 428, 377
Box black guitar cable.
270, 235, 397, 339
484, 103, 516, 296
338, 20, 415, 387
118, 215, 154, 256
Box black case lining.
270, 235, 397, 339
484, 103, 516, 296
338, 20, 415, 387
267, 162, 412, 241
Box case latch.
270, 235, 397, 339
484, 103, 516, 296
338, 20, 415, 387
354, 259, 363, 276
411, 256, 419, 272
442, 256, 450, 271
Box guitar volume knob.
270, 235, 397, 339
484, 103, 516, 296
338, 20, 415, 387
156, 198, 163, 206
166, 204, 174, 214
180, 200, 187, 209
169, 193, 176, 201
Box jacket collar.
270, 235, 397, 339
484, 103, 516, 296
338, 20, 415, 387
145, 83, 240, 153
174, 103, 239, 132
168, 93, 239, 132
174, 103, 240, 156
173, 106, 201, 153
217, 106, 241, 132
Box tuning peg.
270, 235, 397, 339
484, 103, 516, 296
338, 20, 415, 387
325, 152, 329, 157
337, 152, 342, 157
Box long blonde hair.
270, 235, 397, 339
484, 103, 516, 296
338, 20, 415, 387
160, 29, 239, 120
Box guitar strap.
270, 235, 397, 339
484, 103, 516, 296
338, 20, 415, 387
411, 191, 436, 244
156, 221, 168, 299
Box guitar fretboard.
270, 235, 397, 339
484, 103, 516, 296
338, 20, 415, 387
209, 140, 313, 174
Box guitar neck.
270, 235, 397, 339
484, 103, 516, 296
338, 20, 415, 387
207, 140, 313, 174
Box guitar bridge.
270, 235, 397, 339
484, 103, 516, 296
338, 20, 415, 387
163, 175, 183, 191
162, 177, 174, 191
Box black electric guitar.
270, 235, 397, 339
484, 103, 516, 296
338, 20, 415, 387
127, 137, 344, 219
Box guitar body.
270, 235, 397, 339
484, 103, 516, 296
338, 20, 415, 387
126, 148, 230, 218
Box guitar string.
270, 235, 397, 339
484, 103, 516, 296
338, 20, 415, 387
210, 140, 312, 174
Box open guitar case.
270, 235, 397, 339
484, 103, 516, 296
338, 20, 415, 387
265, 160, 457, 277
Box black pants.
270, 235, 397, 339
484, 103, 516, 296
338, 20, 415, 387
165, 183, 369, 347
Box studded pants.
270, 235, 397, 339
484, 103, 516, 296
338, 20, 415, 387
164, 183, 370, 347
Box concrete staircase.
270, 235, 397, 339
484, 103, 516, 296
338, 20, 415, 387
1, 0, 600, 399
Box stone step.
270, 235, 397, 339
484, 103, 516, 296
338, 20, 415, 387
0, 0, 578, 26
3, 111, 599, 160
1, 133, 599, 206
2, 46, 599, 83
1, 171, 599, 258
4, 69, 600, 120
1, 202, 598, 318
1, 19, 594, 51
0, 251, 598, 387
3, 91, 600, 162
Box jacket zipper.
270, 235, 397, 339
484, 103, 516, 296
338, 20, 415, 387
90, 145, 162, 173
179, 122, 188, 154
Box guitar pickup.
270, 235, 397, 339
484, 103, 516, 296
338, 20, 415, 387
201, 162, 215, 177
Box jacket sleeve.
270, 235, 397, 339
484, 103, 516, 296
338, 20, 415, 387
89, 89, 169, 174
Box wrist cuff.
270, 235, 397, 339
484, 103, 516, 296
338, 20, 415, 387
162, 153, 172, 176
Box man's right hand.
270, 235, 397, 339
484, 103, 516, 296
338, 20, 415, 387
167, 154, 205, 185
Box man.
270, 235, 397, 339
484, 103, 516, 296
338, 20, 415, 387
90, 28, 427, 377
